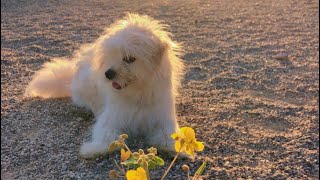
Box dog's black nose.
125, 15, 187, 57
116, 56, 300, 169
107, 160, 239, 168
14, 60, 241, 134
105, 69, 116, 80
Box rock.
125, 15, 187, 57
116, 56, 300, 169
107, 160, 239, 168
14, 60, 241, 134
275, 53, 289, 60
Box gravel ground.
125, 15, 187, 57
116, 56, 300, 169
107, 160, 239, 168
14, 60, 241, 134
1, 0, 319, 179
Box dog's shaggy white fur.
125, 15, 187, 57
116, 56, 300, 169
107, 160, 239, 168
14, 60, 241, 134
25, 13, 184, 158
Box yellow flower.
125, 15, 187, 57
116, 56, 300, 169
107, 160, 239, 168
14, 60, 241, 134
121, 148, 131, 162
126, 167, 147, 180
171, 127, 204, 157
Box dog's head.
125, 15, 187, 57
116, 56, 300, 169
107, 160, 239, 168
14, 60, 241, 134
92, 13, 183, 93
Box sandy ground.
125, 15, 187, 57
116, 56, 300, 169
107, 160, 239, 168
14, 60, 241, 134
1, 0, 319, 179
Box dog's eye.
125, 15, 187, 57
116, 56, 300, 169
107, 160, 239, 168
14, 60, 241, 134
123, 56, 136, 64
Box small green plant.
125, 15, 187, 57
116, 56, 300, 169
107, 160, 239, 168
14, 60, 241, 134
108, 127, 207, 180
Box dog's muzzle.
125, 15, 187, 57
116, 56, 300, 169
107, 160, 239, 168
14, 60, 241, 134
105, 69, 123, 90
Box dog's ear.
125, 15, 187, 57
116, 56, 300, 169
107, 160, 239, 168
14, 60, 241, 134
152, 40, 168, 66
91, 36, 111, 71
91, 47, 105, 71
92, 56, 102, 71
159, 41, 167, 58
159, 40, 183, 60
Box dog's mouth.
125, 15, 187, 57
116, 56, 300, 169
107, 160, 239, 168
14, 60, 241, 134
112, 82, 128, 90
112, 82, 122, 90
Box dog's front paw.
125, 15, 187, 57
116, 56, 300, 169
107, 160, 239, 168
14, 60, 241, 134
79, 142, 108, 159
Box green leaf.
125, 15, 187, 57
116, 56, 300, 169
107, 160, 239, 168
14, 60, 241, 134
148, 160, 156, 170
195, 160, 207, 176
153, 156, 165, 166
120, 158, 137, 167
133, 164, 140, 170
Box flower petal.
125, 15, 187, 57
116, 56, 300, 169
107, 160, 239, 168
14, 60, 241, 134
136, 167, 147, 179
120, 148, 130, 162
126, 167, 147, 180
175, 141, 182, 152
181, 127, 196, 141
185, 144, 195, 157
171, 133, 180, 140
179, 127, 188, 135
126, 170, 138, 180
195, 141, 204, 151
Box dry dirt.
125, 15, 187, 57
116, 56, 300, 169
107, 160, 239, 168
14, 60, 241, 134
1, 0, 319, 179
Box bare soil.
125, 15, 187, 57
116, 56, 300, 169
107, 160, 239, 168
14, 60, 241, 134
1, 0, 319, 179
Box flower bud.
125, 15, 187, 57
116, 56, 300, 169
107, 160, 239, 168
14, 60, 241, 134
120, 134, 128, 139
132, 152, 140, 159
182, 165, 190, 173
138, 149, 144, 155
108, 170, 118, 179
147, 147, 157, 154
108, 142, 119, 152
147, 153, 155, 159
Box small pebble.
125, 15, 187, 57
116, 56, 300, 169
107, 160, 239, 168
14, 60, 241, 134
275, 53, 289, 60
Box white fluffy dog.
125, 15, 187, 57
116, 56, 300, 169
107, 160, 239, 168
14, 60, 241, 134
25, 13, 184, 158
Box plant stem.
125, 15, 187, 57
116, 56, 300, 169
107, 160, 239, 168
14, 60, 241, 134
123, 143, 131, 153
160, 152, 180, 180
113, 159, 126, 175
145, 167, 150, 180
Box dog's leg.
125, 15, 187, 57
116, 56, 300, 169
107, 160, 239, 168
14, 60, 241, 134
147, 112, 179, 153
148, 117, 192, 159
79, 112, 119, 159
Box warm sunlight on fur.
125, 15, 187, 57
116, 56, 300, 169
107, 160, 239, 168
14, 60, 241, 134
24, 13, 185, 158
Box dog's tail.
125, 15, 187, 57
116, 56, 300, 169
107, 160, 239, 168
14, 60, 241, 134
24, 58, 76, 99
